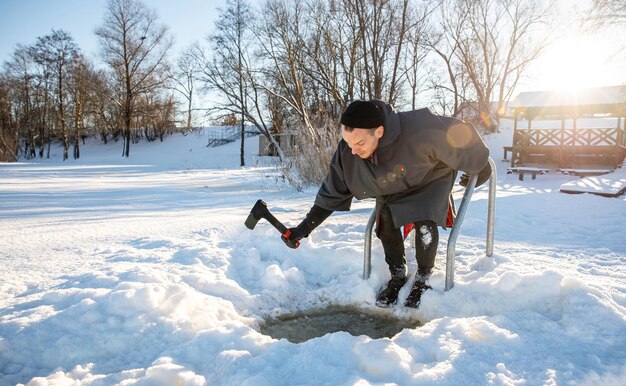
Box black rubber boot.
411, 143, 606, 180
404, 269, 432, 308
404, 280, 432, 308
376, 270, 408, 308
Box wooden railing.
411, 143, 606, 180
510, 127, 625, 168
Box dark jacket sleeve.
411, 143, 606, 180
298, 204, 333, 236
431, 117, 489, 174
314, 143, 354, 211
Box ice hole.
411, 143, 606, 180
259, 305, 421, 343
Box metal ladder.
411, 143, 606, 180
362, 157, 496, 291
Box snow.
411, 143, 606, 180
1, 123, 625, 386
509, 85, 626, 108
418, 225, 433, 247
560, 167, 626, 196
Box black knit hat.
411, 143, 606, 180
340, 100, 384, 129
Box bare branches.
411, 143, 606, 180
0, 0, 559, 166
170, 44, 202, 130
430, 0, 553, 131
95, 0, 173, 157
32, 30, 79, 160
586, 0, 626, 27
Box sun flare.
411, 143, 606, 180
529, 34, 621, 92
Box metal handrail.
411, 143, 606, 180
486, 157, 496, 257
363, 157, 497, 292
363, 206, 378, 280
444, 174, 477, 290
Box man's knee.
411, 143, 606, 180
414, 220, 438, 249
414, 220, 438, 271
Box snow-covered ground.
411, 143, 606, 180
1, 123, 625, 386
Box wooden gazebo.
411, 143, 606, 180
507, 85, 626, 169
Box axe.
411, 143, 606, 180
245, 199, 299, 248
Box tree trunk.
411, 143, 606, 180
39, 74, 49, 158
73, 136, 80, 159
59, 68, 68, 161
187, 89, 193, 130
240, 116, 245, 167
124, 88, 132, 157
73, 99, 82, 159
28, 129, 36, 159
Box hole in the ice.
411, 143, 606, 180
260, 305, 422, 343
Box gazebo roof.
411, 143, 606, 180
510, 85, 626, 119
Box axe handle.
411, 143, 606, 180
262, 210, 289, 235
246, 200, 300, 248
265, 211, 300, 248
281, 229, 300, 249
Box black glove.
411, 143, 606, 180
281, 204, 333, 249
460, 161, 492, 188
281, 226, 307, 249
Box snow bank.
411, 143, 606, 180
1, 126, 625, 385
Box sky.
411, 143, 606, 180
0, 0, 624, 94
522, 21, 626, 91
0, 0, 228, 60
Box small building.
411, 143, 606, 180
258, 132, 297, 156
507, 85, 626, 169
454, 101, 502, 132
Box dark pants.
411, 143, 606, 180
377, 204, 438, 277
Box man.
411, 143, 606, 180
282, 100, 491, 308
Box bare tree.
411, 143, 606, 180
67, 54, 102, 159
257, 0, 425, 122
586, 0, 626, 27
31, 30, 79, 160
256, 0, 317, 139
136, 92, 176, 141
425, 1, 469, 116
431, 0, 552, 131
27, 43, 53, 158
96, 0, 173, 157
250, 0, 431, 185
347, 0, 411, 104
4, 45, 37, 159
214, 0, 251, 166
584, 0, 626, 59
91, 70, 123, 144
494, 0, 552, 119
0, 75, 18, 161
198, 0, 289, 162
171, 45, 200, 131
402, 4, 431, 110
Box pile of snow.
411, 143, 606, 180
1, 125, 625, 385
559, 167, 626, 196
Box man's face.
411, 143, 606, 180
341, 126, 384, 159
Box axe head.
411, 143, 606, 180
245, 199, 268, 230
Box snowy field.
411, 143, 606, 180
1, 123, 625, 385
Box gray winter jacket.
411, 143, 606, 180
314, 101, 489, 228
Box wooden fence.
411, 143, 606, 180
509, 126, 625, 168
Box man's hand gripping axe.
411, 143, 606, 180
244, 199, 299, 248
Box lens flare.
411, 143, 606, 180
446, 123, 473, 148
